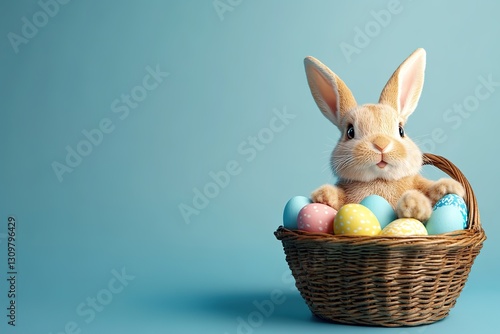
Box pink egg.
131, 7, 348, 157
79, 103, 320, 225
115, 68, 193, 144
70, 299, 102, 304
297, 203, 337, 233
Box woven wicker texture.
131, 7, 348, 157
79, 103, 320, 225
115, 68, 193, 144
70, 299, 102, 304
275, 153, 486, 327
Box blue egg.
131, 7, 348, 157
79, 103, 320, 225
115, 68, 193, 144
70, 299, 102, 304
283, 196, 312, 229
360, 195, 397, 229
426, 206, 466, 235
433, 194, 468, 228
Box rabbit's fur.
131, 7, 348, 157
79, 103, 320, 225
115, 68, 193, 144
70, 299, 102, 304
304, 48, 464, 221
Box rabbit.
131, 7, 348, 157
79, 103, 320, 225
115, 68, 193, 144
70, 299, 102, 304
304, 48, 464, 222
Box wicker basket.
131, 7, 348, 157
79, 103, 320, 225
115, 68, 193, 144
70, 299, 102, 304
275, 153, 486, 327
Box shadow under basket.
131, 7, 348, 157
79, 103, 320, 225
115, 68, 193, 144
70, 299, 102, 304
275, 153, 486, 327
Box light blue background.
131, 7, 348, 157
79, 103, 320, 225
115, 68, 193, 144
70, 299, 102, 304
1, 1, 499, 333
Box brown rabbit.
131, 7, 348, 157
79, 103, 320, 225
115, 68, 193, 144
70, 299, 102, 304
304, 48, 464, 222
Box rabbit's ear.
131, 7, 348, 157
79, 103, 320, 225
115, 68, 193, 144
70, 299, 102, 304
304, 56, 357, 127
379, 48, 426, 123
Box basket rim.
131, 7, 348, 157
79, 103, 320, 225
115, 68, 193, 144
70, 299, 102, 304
275, 225, 485, 245
275, 153, 486, 245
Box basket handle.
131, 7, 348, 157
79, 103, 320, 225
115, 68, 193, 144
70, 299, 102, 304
422, 153, 480, 230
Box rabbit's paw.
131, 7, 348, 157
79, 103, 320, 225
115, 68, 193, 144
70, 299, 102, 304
396, 190, 433, 222
311, 184, 343, 210
427, 178, 465, 203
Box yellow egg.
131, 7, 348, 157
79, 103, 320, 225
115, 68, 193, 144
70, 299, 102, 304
380, 218, 428, 236
333, 204, 381, 236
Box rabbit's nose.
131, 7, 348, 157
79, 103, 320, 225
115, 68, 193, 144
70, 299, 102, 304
373, 136, 391, 152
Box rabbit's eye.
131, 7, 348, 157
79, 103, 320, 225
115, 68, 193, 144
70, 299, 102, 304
346, 124, 355, 139
399, 125, 405, 138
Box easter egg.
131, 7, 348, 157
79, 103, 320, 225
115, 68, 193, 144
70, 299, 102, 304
433, 194, 468, 228
297, 203, 337, 233
283, 196, 312, 229
426, 206, 466, 235
333, 204, 381, 236
380, 218, 428, 236
360, 195, 397, 229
